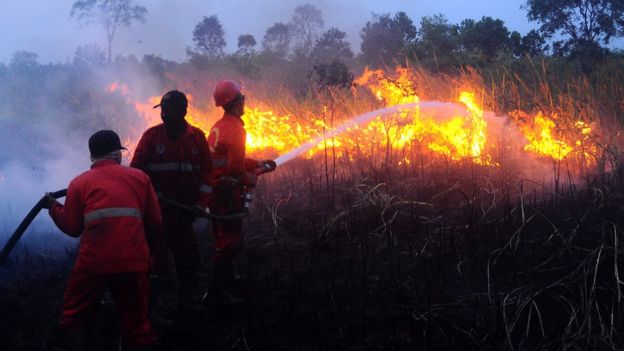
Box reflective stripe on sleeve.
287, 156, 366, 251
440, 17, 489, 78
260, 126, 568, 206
147, 163, 201, 172
84, 207, 142, 224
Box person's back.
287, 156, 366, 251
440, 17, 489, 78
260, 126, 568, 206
51, 159, 159, 273
130, 89, 212, 315
131, 122, 211, 209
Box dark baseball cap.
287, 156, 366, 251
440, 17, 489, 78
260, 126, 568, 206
88, 130, 127, 158
153, 89, 188, 109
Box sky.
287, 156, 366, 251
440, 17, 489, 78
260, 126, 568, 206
0, 0, 535, 64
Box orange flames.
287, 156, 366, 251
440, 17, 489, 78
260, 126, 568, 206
106, 67, 597, 170
513, 111, 594, 161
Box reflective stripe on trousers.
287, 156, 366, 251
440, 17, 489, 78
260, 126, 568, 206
146, 163, 200, 172
84, 208, 142, 224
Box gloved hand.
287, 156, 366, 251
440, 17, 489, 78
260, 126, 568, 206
42, 192, 57, 209
259, 159, 277, 172
192, 204, 210, 218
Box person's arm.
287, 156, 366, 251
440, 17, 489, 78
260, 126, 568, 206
228, 127, 257, 186
48, 180, 84, 237
244, 158, 260, 172
130, 132, 150, 172
196, 135, 213, 209
143, 179, 167, 275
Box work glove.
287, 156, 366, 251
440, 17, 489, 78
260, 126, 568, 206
259, 159, 277, 173
42, 192, 57, 209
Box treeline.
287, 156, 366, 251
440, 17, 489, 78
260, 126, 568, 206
3, 1, 624, 118
7, 1, 624, 70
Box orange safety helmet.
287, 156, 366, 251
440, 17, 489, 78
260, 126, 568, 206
213, 80, 242, 107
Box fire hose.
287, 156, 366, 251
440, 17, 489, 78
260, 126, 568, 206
157, 161, 276, 220
0, 162, 276, 267
157, 193, 248, 221
0, 189, 246, 267
0, 189, 67, 267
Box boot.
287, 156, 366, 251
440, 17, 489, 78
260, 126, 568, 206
209, 258, 244, 308
64, 329, 87, 351
177, 272, 209, 315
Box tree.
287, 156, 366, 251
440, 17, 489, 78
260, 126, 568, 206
237, 34, 257, 55
311, 28, 353, 63
189, 15, 227, 59
312, 59, 354, 197
360, 12, 417, 66
232, 35, 259, 77
70, 0, 147, 63
510, 30, 548, 57
262, 22, 291, 58
458, 17, 511, 62
411, 14, 460, 70
9, 51, 39, 71
524, 0, 624, 53
289, 3, 324, 56
73, 43, 107, 67
313, 59, 354, 90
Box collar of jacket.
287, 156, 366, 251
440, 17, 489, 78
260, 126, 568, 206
91, 159, 120, 169
224, 113, 244, 126
158, 120, 193, 137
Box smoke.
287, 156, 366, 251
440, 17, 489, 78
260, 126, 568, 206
483, 111, 557, 181
0, 124, 87, 254
0, 63, 164, 256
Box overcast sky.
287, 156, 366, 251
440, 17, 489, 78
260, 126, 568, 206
0, 0, 534, 64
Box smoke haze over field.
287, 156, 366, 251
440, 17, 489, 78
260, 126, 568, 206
1, 0, 532, 64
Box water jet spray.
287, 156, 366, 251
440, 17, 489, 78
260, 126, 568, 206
274, 101, 463, 166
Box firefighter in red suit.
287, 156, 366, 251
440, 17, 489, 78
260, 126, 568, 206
207, 80, 276, 305
131, 90, 212, 314
44, 130, 166, 351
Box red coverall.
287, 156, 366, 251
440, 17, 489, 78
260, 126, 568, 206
49, 159, 165, 347
130, 122, 212, 285
207, 113, 258, 263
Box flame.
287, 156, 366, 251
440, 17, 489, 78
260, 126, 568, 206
521, 113, 572, 160
516, 112, 594, 161
106, 82, 130, 95
105, 66, 598, 171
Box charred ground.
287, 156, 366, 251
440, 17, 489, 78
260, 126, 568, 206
2, 162, 624, 351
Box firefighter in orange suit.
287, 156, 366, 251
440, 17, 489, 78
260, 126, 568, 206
44, 130, 166, 351
131, 90, 212, 313
207, 80, 276, 305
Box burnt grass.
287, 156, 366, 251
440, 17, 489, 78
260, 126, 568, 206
2, 162, 624, 350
